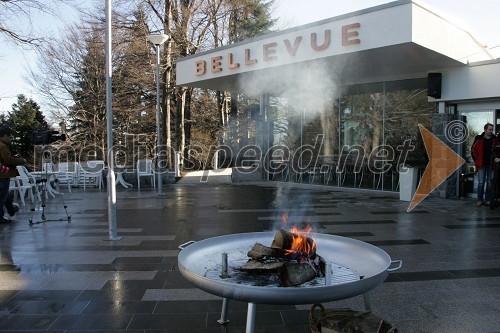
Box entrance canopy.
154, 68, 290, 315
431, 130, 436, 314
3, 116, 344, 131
176, 0, 492, 95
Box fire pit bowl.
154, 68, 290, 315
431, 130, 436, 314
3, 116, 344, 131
178, 231, 400, 305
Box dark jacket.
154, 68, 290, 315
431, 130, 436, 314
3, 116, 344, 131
471, 133, 499, 170
0, 141, 26, 179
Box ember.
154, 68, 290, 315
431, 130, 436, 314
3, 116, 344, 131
240, 228, 324, 286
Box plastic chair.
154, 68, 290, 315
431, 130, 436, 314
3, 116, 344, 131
9, 178, 29, 206
42, 162, 54, 173
136, 159, 155, 189
16, 166, 42, 202
79, 160, 105, 190
55, 162, 79, 192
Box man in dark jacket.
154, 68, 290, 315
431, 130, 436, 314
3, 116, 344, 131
0, 127, 27, 223
471, 123, 500, 207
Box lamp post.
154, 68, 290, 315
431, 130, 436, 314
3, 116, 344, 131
147, 33, 169, 196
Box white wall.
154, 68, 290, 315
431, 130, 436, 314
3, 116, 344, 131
438, 61, 500, 102
412, 3, 492, 63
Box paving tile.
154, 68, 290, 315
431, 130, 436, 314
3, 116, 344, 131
142, 289, 221, 301
76, 289, 147, 302
10, 290, 83, 302
81, 300, 156, 314
10, 300, 89, 314
0, 313, 59, 330
50, 313, 134, 330
127, 313, 207, 330
0, 301, 19, 315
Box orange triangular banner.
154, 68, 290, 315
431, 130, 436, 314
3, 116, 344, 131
407, 124, 465, 212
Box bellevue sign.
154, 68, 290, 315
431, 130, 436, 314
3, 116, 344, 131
194, 23, 361, 77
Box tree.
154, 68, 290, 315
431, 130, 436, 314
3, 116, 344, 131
3, 94, 49, 162
141, 0, 217, 167
228, 0, 275, 43
69, 25, 107, 148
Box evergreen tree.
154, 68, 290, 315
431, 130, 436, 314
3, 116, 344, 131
5, 94, 49, 161
229, 0, 276, 42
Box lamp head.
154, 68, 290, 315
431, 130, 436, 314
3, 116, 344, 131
146, 33, 169, 46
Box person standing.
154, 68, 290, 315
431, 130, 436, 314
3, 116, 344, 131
0, 127, 27, 223
471, 123, 500, 207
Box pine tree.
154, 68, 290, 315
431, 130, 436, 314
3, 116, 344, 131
4, 94, 49, 162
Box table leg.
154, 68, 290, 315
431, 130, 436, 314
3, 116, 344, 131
217, 298, 230, 324
45, 177, 60, 197
246, 303, 256, 333
363, 292, 373, 311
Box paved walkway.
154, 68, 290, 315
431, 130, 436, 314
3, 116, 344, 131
0, 182, 499, 332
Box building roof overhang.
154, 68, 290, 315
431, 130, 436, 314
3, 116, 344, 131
176, 0, 492, 95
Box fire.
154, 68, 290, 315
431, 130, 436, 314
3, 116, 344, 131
286, 226, 316, 256
280, 214, 317, 257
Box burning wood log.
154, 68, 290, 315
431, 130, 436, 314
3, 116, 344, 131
271, 228, 317, 258
240, 228, 323, 286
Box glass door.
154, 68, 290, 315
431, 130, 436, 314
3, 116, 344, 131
461, 110, 495, 197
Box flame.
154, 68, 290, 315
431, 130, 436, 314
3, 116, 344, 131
280, 213, 316, 256
287, 226, 316, 255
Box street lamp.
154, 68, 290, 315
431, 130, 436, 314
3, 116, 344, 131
147, 33, 169, 195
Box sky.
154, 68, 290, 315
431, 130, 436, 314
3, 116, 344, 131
1, 0, 499, 116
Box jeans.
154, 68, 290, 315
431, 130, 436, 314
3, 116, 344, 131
477, 167, 495, 202
0, 178, 10, 217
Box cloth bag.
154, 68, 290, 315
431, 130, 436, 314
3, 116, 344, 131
309, 304, 398, 333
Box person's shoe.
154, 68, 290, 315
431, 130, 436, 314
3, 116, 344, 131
0, 217, 12, 224
7, 203, 19, 217
476, 201, 483, 206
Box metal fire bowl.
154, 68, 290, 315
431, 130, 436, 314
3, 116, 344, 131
178, 232, 393, 305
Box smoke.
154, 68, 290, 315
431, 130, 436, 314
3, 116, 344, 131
231, 56, 343, 226
237, 59, 337, 103
271, 185, 318, 232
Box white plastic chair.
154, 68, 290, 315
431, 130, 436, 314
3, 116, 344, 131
136, 159, 155, 189
79, 160, 105, 190
16, 166, 42, 202
9, 178, 29, 206
55, 162, 79, 192
42, 162, 54, 173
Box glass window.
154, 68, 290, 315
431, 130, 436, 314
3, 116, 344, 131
267, 78, 432, 191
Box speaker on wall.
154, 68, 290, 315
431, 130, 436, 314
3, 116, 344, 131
427, 72, 442, 99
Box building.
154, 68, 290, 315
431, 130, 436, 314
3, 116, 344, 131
176, 0, 500, 198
